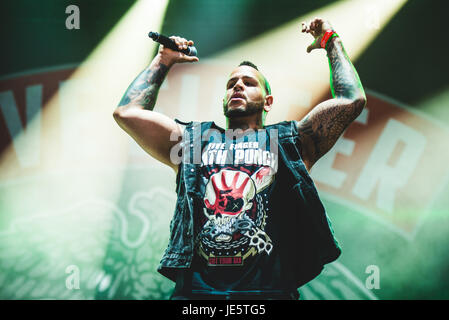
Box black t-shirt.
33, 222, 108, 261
175, 129, 295, 296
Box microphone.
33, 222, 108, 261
148, 31, 198, 57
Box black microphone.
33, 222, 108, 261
148, 31, 198, 57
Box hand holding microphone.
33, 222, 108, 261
149, 32, 199, 66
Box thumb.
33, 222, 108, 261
186, 56, 199, 63
306, 38, 321, 53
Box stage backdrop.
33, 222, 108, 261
0, 0, 448, 300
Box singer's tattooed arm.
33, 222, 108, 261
113, 57, 183, 173
118, 62, 169, 110
113, 36, 197, 173
297, 37, 366, 171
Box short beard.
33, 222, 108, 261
223, 100, 264, 118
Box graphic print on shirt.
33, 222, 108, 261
197, 163, 276, 266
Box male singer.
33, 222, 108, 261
113, 18, 366, 300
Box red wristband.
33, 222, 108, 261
320, 30, 337, 49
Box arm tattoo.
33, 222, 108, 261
298, 100, 362, 163
326, 37, 365, 100
298, 37, 366, 167
118, 62, 169, 110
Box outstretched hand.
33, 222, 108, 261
301, 18, 334, 53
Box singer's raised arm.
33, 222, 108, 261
113, 35, 199, 172
297, 19, 366, 171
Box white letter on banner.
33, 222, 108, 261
0, 85, 42, 167
352, 119, 426, 213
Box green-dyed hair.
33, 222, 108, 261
238, 61, 271, 95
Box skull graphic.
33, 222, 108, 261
203, 170, 255, 242
202, 167, 275, 245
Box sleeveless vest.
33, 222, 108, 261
157, 120, 341, 288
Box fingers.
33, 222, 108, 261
301, 22, 309, 33
311, 18, 323, 31
169, 36, 194, 50
164, 35, 198, 63
301, 17, 324, 34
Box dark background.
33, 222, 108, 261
1, 0, 448, 110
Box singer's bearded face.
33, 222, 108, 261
223, 66, 267, 118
